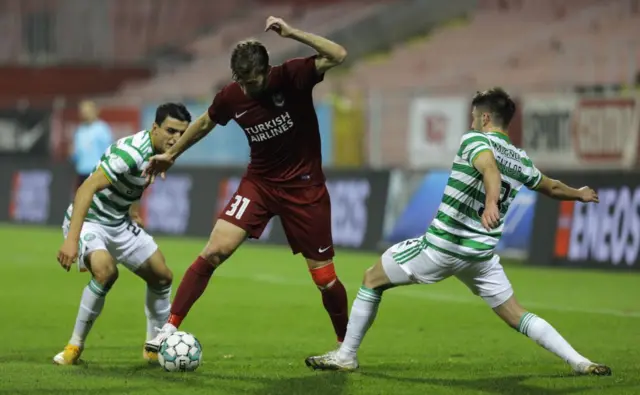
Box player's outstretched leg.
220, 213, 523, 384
145, 220, 246, 352
494, 295, 611, 376
307, 260, 348, 344
134, 250, 173, 363
305, 258, 409, 371
53, 251, 117, 365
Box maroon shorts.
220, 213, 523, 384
219, 177, 334, 261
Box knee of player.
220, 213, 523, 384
92, 265, 119, 288
309, 261, 337, 289
362, 264, 385, 289
163, 269, 173, 285
201, 242, 234, 266
153, 268, 173, 287
362, 265, 376, 283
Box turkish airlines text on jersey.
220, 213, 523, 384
554, 186, 640, 267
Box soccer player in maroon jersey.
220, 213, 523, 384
143, 16, 349, 352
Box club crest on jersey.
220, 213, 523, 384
272, 92, 285, 107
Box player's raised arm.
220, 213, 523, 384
265, 16, 347, 74
472, 150, 502, 231
533, 175, 599, 203
167, 111, 216, 160
58, 170, 112, 270
144, 111, 216, 183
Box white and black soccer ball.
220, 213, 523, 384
158, 331, 203, 372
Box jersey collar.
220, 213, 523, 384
487, 131, 511, 144
147, 130, 157, 154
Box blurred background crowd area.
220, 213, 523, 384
0, 0, 638, 171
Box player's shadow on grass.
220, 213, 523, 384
50, 361, 342, 395
68, 361, 348, 395
0, 386, 146, 395
253, 370, 349, 395
0, 345, 145, 365
362, 369, 615, 395
57, 362, 242, 393
1, 346, 346, 395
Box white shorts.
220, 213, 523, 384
62, 218, 158, 273
380, 237, 514, 308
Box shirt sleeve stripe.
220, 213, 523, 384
470, 148, 492, 166
526, 170, 543, 189
99, 164, 115, 184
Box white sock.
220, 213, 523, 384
145, 284, 172, 341
518, 312, 591, 368
69, 278, 108, 346
338, 286, 382, 360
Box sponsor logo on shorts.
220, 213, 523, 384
83, 233, 96, 242
318, 245, 332, 253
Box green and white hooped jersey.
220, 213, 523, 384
65, 130, 154, 226
424, 131, 542, 261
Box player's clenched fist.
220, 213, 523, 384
57, 238, 78, 271
578, 187, 599, 203
265, 16, 294, 37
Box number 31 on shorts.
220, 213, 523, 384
226, 195, 251, 220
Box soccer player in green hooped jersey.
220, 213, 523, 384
53, 103, 192, 365
305, 88, 611, 376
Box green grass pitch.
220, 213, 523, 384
0, 224, 638, 395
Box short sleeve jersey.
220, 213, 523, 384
208, 56, 325, 186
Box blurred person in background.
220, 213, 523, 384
71, 100, 113, 189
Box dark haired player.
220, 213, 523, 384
54, 103, 192, 365
144, 17, 349, 351
305, 88, 611, 376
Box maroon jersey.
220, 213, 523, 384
208, 55, 325, 187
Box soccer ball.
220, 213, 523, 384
158, 331, 203, 372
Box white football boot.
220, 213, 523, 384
144, 323, 177, 352
573, 361, 612, 376
305, 350, 359, 371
